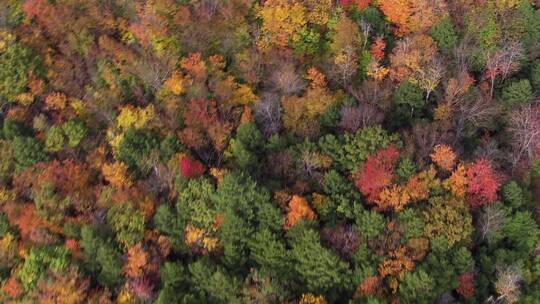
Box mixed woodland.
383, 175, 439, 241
1, 0, 540, 303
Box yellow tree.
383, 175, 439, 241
257, 0, 307, 50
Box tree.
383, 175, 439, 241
502, 79, 533, 108
179, 156, 205, 179
117, 128, 159, 169
398, 269, 437, 304
392, 81, 425, 124
430, 144, 456, 171
0, 37, 43, 103
355, 145, 400, 204
288, 225, 350, 294
378, 0, 447, 36
507, 103, 540, 167
61, 119, 87, 148
423, 196, 473, 246
429, 16, 458, 53
465, 159, 500, 209
107, 202, 145, 248
484, 43, 523, 98
284, 195, 316, 230
257, 0, 307, 50
456, 272, 475, 300
12, 136, 48, 171
45, 126, 66, 152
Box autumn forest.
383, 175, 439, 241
0, 0, 540, 303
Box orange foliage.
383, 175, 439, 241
443, 164, 467, 198
45, 92, 68, 111
37, 268, 89, 304
3, 276, 22, 299
284, 195, 316, 230
124, 243, 148, 279
65, 239, 80, 258
371, 37, 386, 60
430, 144, 456, 171
102, 162, 132, 189
378, 0, 446, 36
353, 275, 382, 298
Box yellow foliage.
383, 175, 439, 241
210, 167, 228, 184
0, 233, 18, 269
304, 0, 332, 26
367, 59, 390, 81
257, 0, 307, 50
299, 293, 327, 304
184, 224, 219, 254
116, 104, 156, 130
15, 93, 34, 106
0, 187, 16, 204
164, 71, 184, 95
233, 84, 256, 105
102, 162, 132, 188
433, 102, 452, 121
443, 164, 467, 198
423, 196, 473, 245
116, 287, 136, 304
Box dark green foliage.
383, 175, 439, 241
429, 16, 458, 53
249, 229, 289, 275
0, 213, 11, 236
354, 209, 385, 241
287, 224, 351, 294
502, 79, 533, 108
318, 125, 399, 173
229, 123, 264, 172
502, 181, 525, 210
501, 211, 539, 259
392, 81, 425, 125
3, 119, 31, 140
79, 226, 123, 287
398, 269, 437, 304
398, 208, 425, 241
12, 136, 48, 171
531, 63, 540, 91
160, 134, 182, 160
396, 157, 416, 180
117, 128, 159, 168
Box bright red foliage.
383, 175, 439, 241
456, 273, 475, 299
355, 146, 400, 203
179, 157, 205, 179
466, 159, 500, 210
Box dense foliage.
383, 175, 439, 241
0, 0, 539, 303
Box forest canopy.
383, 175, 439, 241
0, 0, 540, 303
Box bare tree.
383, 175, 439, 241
415, 57, 445, 101
486, 265, 522, 304
477, 204, 506, 243
254, 93, 283, 137
339, 103, 384, 132
484, 43, 523, 99
507, 102, 540, 169
269, 63, 305, 96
